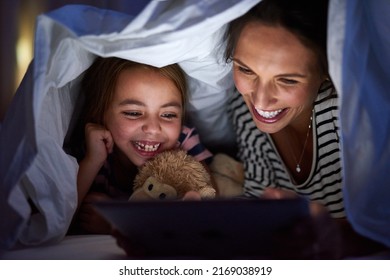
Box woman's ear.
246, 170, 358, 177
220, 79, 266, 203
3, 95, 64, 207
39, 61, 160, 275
320, 76, 331, 85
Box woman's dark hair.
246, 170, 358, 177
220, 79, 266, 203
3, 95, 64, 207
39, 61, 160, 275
224, 0, 329, 76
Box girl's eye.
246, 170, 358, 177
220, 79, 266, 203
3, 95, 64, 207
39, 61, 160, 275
161, 113, 178, 119
123, 111, 142, 118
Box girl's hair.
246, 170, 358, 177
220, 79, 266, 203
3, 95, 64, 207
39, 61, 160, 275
224, 0, 329, 77
82, 57, 187, 126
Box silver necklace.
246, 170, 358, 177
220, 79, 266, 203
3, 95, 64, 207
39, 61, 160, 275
294, 111, 313, 173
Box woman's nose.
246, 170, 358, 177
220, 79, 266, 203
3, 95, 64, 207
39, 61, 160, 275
252, 82, 277, 109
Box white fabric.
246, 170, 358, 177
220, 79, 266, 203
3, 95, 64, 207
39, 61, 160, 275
0, 235, 126, 260
328, 0, 390, 247
0, 0, 260, 249
3, 0, 389, 252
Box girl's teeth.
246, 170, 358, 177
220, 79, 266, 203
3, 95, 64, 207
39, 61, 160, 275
135, 142, 160, 152
256, 108, 283, 119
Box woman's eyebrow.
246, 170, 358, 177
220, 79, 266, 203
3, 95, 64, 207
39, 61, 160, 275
276, 73, 307, 78
234, 58, 307, 78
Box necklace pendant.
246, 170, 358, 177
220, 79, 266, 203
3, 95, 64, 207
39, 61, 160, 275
296, 165, 301, 173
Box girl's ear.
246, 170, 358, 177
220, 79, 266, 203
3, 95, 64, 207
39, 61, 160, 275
102, 112, 108, 129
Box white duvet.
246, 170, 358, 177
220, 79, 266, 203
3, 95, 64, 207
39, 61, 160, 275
0, 0, 260, 249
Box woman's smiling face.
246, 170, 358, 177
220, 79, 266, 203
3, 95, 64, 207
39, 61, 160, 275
104, 66, 183, 167
232, 21, 325, 133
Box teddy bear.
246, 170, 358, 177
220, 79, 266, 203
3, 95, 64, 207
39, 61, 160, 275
129, 149, 216, 201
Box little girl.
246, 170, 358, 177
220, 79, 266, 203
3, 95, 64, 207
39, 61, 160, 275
68, 57, 213, 233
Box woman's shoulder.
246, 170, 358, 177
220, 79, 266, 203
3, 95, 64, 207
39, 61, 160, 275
315, 82, 339, 111
228, 89, 252, 122
228, 89, 246, 112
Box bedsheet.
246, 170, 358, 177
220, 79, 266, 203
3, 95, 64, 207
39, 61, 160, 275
1, 234, 389, 260
328, 0, 390, 248
0, 235, 126, 260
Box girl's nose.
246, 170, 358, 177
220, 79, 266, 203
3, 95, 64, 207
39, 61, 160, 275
142, 117, 161, 134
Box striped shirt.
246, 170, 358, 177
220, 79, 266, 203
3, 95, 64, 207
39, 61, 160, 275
228, 84, 345, 218
177, 125, 213, 163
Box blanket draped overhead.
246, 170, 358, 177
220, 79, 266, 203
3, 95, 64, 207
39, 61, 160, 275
0, 0, 260, 249
328, 0, 390, 248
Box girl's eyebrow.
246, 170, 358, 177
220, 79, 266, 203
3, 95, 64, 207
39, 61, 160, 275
233, 58, 307, 78
161, 101, 182, 109
119, 99, 182, 109
119, 99, 143, 106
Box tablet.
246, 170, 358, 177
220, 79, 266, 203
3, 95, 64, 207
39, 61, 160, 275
94, 198, 309, 259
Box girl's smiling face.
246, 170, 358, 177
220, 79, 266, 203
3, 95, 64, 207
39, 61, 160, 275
232, 21, 326, 133
104, 66, 183, 167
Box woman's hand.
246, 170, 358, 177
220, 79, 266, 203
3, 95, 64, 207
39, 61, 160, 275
261, 188, 343, 259
261, 188, 298, 199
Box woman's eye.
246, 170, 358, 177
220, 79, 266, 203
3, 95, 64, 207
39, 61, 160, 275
280, 78, 298, 85
237, 66, 253, 75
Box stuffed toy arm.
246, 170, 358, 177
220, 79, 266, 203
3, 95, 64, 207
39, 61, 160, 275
129, 150, 216, 201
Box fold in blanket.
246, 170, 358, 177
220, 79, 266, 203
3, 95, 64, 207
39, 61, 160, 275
0, 0, 260, 249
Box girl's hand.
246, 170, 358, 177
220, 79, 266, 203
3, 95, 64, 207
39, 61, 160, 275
76, 125, 113, 207
79, 192, 113, 234
182, 191, 202, 201
113, 191, 202, 257
84, 123, 114, 165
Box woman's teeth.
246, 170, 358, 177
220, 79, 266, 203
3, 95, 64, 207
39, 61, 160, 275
255, 108, 283, 119
135, 142, 160, 152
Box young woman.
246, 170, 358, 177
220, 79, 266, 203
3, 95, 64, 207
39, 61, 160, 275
224, 0, 386, 258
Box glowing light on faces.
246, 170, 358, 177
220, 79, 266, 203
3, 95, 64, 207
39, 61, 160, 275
104, 67, 183, 167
